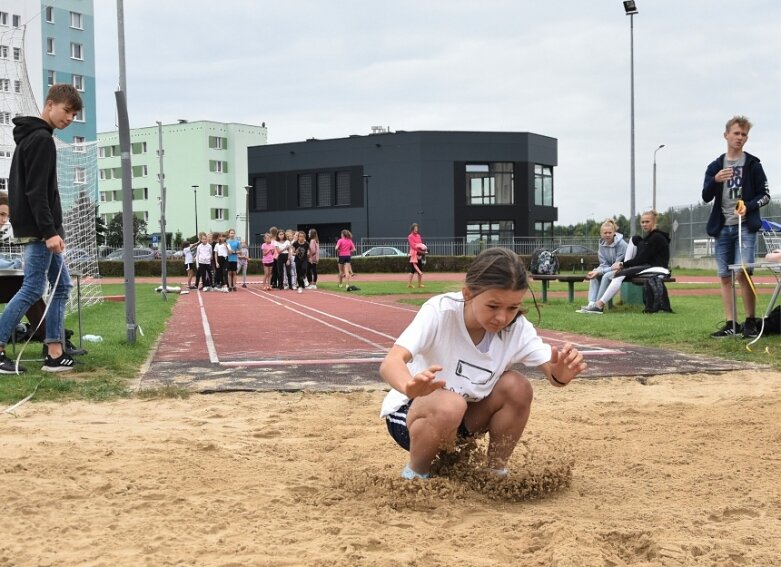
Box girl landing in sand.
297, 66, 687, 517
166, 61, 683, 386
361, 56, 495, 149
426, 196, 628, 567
380, 247, 587, 480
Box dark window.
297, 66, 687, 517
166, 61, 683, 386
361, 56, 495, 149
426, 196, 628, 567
336, 171, 350, 205
466, 220, 514, 244
317, 172, 332, 207
535, 221, 553, 238
254, 178, 268, 211
534, 165, 553, 206
466, 163, 513, 205
298, 174, 313, 208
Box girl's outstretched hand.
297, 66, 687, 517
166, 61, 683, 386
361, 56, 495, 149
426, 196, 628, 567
549, 343, 587, 386
404, 365, 445, 398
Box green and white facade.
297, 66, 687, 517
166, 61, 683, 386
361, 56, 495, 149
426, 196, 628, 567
97, 120, 267, 243
0, 0, 96, 190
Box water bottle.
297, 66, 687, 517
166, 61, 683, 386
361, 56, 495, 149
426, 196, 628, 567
83, 334, 103, 343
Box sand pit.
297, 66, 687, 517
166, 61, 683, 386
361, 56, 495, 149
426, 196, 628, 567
1, 370, 780, 566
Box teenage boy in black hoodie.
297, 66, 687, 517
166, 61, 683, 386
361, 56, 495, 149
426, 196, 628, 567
0, 84, 82, 373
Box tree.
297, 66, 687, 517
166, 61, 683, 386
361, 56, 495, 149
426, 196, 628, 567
106, 214, 149, 248
95, 215, 107, 246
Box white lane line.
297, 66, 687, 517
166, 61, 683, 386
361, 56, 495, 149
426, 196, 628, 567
253, 289, 399, 341
305, 288, 420, 312
197, 290, 219, 363
221, 357, 385, 367
578, 349, 624, 356
247, 288, 390, 351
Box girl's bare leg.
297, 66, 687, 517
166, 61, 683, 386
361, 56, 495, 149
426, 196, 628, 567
463, 370, 533, 470
406, 390, 468, 474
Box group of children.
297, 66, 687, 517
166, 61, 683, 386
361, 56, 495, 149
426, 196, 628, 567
183, 228, 249, 292
260, 226, 321, 293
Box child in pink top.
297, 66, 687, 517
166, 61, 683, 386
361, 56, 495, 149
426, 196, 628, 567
407, 223, 426, 288
335, 229, 356, 288
260, 233, 276, 291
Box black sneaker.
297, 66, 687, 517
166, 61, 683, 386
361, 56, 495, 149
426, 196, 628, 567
65, 338, 88, 357
710, 321, 742, 338
42, 352, 76, 372
0, 351, 26, 374
742, 317, 760, 339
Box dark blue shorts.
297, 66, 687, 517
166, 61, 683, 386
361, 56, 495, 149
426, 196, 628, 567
385, 399, 472, 451
338, 255, 352, 265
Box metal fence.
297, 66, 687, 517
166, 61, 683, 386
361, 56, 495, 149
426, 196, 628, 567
137, 194, 781, 262
668, 193, 781, 259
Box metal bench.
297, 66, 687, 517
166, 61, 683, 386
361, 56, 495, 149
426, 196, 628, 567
531, 274, 587, 303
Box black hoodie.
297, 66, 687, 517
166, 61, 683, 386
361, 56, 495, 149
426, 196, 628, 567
9, 116, 65, 241
622, 228, 671, 270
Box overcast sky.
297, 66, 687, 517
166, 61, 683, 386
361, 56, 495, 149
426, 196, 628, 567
93, 0, 781, 226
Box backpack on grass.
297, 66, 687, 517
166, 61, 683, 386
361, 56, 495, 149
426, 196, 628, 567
530, 249, 559, 275
642, 276, 673, 314
763, 305, 781, 334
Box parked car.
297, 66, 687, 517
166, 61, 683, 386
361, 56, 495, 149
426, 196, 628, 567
104, 248, 156, 261
153, 249, 178, 259
64, 248, 93, 263
552, 245, 596, 256
360, 246, 407, 258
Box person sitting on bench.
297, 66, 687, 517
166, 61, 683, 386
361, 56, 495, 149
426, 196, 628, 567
580, 218, 627, 313
580, 210, 670, 314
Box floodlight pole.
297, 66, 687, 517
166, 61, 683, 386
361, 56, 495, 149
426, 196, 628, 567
157, 121, 168, 299
628, 7, 637, 236
653, 144, 665, 212
116, 0, 136, 344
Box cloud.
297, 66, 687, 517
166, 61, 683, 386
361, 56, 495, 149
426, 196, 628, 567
94, 0, 781, 225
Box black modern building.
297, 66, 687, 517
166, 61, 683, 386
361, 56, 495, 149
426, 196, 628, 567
246, 130, 557, 246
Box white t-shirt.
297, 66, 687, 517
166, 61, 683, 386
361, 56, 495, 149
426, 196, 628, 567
184, 248, 193, 264
195, 243, 213, 264
380, 292, 552, 417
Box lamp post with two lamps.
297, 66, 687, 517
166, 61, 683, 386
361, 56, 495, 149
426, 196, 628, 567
623, 0, 638, 235
653, 144, 665, 211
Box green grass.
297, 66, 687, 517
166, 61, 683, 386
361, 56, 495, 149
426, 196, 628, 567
531, 295, 781, 368
327, 272, 781, 370
0, 284, 176, 406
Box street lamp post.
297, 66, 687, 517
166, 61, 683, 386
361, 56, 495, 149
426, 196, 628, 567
244, 185, 252, 244
653, 144, 666, 211
192, 185, 198, 235
623, 0, 638, 236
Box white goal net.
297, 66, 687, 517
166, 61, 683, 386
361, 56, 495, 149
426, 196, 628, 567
0, 23, 101, 316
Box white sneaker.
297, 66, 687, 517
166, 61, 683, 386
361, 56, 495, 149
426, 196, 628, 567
308, 284, 317, 290
298, 287, 303, 294
222, 287, 229, 293
203, 286, 210, 292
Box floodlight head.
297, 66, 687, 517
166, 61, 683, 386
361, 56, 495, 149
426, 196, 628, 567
623, 1, 638, 15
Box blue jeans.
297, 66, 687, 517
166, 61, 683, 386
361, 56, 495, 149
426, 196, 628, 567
715, 225, 756, 278
588, 271, 615, 303
0, 241, 72, 347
